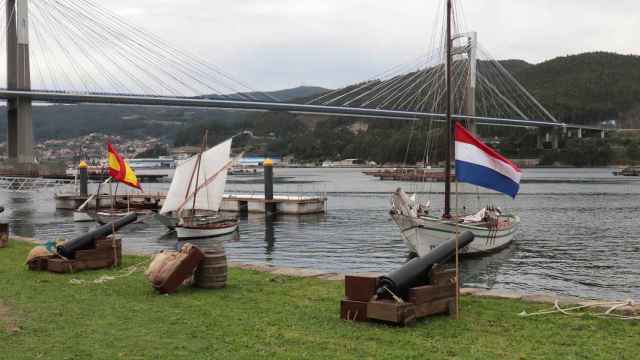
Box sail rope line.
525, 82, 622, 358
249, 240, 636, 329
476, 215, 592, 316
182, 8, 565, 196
21, 0, 277, 99
75, 0, 278, 100
402, 119, 418, 167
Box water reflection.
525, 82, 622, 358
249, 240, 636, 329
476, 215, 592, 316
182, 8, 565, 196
8, 194, 36, 237
265, 215, 275, 259
461, 243, 516, 289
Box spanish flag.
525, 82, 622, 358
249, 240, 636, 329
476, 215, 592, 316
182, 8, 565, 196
108, 144, 142, 191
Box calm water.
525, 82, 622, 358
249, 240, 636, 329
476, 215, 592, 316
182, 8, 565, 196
3, 167, 639, 300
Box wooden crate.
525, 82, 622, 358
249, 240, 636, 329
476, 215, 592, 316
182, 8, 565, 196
344, 275, 379, 302
340, 299, 368, 322
366, 300, 416, 326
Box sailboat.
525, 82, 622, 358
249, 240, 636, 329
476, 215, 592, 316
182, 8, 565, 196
88, 145, 152, 224
390, 0, 520, 257
157, 136, 238, 239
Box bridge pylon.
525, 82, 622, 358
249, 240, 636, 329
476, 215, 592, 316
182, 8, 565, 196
452, 31, 477, 133
6, 0, 33, 163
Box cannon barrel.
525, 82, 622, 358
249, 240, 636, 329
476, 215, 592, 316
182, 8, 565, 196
56, 212, 138, 259
377, 231, 475, 297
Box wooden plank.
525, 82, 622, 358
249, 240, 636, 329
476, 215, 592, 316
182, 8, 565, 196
340, 299, 368, 322
408, 284, 456, 304
448, 299, 458, 319
345, 275, 378, 302
367, 300, 416, 326
75, 247, 121, 261
47, 258, 115, 273
414, 297, 454, 317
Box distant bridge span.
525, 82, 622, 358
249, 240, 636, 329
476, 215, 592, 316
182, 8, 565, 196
0, 89, 604, 131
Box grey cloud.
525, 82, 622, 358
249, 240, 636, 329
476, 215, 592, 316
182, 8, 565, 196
104, 0, 639, 90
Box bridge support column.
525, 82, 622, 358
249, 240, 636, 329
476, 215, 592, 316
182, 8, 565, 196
601, 130, 605, 139
536, 129, 544, 150
577, 128, 582, 139
6, 0, 33, 163
551, 131, 559, 150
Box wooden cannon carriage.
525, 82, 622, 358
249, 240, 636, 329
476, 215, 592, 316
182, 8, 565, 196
341, 264, 457, 326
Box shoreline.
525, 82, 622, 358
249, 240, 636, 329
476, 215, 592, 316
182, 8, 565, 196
12, 236, 639, 316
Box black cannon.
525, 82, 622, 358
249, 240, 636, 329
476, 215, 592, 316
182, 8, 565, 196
56, 212, 137, 259
376, 231, 475, 298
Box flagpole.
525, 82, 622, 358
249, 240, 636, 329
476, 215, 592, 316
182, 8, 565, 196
444, 0, 453, 219
455, 179, 460, 320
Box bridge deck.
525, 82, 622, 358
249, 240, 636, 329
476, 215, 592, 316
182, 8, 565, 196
0, 89, 604, 130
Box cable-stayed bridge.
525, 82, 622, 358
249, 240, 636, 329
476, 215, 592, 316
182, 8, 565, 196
0, 0, 606, 165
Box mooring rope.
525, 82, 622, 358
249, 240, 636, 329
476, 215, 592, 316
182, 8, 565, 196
519, 299, 639, 321
69, 258, 150, 285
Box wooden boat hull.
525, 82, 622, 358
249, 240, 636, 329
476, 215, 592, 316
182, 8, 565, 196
92, 210, 152, 225
176, 220, 239, 240
391, 213, 519, 256
73, 211, 94, 222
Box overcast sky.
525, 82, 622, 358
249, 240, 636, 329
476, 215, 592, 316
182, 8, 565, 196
103, 0, 639, 91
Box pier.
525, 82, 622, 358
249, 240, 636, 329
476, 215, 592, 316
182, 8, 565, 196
363, 168, 450, 182
55, 192, 327, 215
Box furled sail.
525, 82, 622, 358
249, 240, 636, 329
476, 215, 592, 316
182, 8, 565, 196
160, 138, 232, 214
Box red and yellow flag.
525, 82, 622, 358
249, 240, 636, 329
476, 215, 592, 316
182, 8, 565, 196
108, 144, 142, 190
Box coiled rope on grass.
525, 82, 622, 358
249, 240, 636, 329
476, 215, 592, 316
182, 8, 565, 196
69, 258, 150, 285
519, 299, 639, 321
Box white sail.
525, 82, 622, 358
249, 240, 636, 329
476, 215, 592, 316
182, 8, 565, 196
160, 138, 232, 214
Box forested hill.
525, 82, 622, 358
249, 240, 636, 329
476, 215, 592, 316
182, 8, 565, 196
511, 52, 640, 127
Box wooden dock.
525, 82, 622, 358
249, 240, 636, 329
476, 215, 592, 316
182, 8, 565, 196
363, 168, 452, 182
55, 192, 327, 215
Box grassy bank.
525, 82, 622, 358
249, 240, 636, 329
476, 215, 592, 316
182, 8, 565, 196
1, 240, 637, 359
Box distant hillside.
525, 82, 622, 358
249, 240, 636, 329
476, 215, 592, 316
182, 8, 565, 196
261, 86, 329, 101
205, 85, 329, 102
511, 52, 640, 126
497, 59, 533, 74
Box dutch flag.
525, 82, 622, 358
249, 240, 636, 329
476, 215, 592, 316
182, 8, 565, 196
455, 122, 522, 198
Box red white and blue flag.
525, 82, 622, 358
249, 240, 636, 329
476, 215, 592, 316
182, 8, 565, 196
455, 122, 522, 198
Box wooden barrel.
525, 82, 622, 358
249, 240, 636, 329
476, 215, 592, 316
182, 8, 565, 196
194, 249, 227, 289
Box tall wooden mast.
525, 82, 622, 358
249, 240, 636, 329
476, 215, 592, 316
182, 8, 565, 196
444, 0, 453, 218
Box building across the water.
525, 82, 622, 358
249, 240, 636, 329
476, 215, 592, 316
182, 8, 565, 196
128, 157, 176, 169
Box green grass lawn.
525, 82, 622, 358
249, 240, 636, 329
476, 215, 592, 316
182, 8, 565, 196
1, 240, 638, 360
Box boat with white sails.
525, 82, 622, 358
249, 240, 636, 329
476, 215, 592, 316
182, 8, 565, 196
157, 136, 238, 240
390, 0, 520, 257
